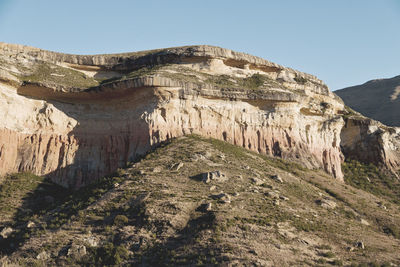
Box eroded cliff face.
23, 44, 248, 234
0, 42, 368, 187
341, 115, 400, 175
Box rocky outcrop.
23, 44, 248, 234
1, 42, 394, 187
0, 42, 327, 87
341, 115, 400, 174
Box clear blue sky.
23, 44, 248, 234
0, 0, 399, 90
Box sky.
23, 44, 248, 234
0, 0, 399, 90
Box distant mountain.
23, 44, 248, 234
336, 75, 400, 126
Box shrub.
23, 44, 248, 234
294, 76, 308, 84
342, 159, 400, 204
113, 215, 129, 226
83, 242, 129, 265
242, 73, 267, 89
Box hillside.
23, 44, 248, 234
1, 135, 400, 266
336, 75, 400, 127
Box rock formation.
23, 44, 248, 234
0, 42, 398, 187
341, 113, 400, 174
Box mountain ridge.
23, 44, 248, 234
336, 75, 400, 127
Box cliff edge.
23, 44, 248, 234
0, 42, 398, 187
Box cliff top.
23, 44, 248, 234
0, 42, 323, 83
0, 42, 283, 67
0, 42, 332, 104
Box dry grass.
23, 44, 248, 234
1, 136, 399, 266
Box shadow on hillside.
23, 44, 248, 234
0, 168, 133, 255
0, 177, 71, 255
14, 84, 160, 189
139, 211, 221, 265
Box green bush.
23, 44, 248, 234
342, 159, 400, 204
294, 76, 308, 84
83, 242, 129, 265
242, 73, 267, 89
113, 214, 129, 226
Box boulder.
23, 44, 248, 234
82, 236, 99, 247
316, 199, 337, 209
271, 175, 283, 183
265, 191, 280, 199
27, 221, 36, 228
251, 177, 264, 186
279, 195, 289, 201
211, 193, 231, 203
36, 251, 50, 260
202, 171, 227, 183
355, 241, 365, 249
360, 219, 370, 226
152, 166, 162, 173
170, 162, 184, 171
0, 227, 13, 239
67, 244, 87, 258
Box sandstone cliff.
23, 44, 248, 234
0, 42, 397, 187
341, 111, 400, 175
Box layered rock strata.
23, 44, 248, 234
0, 42, 394, 187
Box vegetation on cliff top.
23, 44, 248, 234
15, 59, 289, 92
19, 62, 100, 89
98, 64, 287, 91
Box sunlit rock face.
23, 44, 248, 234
1, 42, 381, 188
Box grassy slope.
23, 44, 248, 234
19, 62, 100, 89
98, 64, 287, 91
15, 60, 290, 92
0, 136, 399, 266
